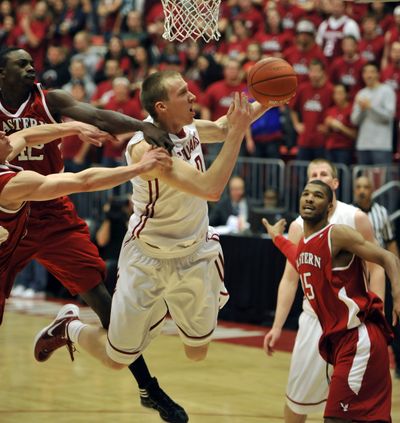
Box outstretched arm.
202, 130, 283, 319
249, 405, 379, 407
262, 219, 303, 355
0, 148, 171, 206
46, 90, 174, 152
7, 121, 113, 161
331, 224, 400, 325
130, 93, 252, 201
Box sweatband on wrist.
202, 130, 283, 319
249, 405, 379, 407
274, 235, 298, 269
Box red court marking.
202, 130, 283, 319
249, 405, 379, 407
216, 320, 297, 353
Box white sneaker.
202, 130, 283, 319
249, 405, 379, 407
22, 288, 46, 299
10, 285, 26, 297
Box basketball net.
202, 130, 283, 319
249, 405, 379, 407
161, 0, 221, 43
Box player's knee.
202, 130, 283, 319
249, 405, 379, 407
184, 344, 209, 361
102, 356, 126, 370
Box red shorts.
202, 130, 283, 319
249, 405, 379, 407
5, 197, 105, 297
325, 322, 391, 422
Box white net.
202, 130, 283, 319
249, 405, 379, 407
161, 0, 221, 43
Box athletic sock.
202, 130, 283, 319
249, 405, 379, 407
128, 355, 152, 389
67, 320, 87, 343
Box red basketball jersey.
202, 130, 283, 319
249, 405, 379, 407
0, 164, 29, 276
296, 224, 392, 364
292, 80, 334, 148
0, 83, 63, 175
329, 56, 366, 98
325, 103, 355, 150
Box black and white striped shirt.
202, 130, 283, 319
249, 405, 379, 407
355, 202, 395, 249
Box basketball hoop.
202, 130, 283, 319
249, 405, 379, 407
161, 0, 221, 43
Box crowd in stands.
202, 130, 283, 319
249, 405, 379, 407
1, 0, 400, 167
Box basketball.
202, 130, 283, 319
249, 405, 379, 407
247, 58, 298, 106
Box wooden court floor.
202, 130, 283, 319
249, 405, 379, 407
0, 301, 399, 423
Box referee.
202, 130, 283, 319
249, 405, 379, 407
354, 175, 400, 379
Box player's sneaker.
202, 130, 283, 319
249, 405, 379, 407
140, 377, 188, 423
34, 304, 79, 362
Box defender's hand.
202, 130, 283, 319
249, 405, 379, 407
262, 218, 286, 241
263, 327, 282, 356
141, 122, 174, 153
75, 122, 117, 147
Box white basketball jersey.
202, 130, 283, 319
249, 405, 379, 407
125, 119, 209, 259
295, 201, 359, 314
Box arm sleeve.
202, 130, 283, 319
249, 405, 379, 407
274, 235, 298, 269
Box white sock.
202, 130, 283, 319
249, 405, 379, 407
67, 320, 87, 344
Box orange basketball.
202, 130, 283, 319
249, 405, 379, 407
247, 57, 298, 106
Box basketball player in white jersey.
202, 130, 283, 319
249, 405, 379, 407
263, 158, 385, 423
34, 71, 281, 375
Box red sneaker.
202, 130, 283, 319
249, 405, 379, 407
34, 304, 79, 362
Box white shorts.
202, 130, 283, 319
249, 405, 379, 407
106, 230, 227, 365
286, 310, 332, 415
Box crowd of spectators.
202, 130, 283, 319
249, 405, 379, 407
1, 0, 400, 166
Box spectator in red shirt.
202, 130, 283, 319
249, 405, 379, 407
382, 41, 400, 117
97, 0, 122, 37
359, 14, 385, 65
218, 19, 250, 63
234, 0, 264, 36
15, 1, 50, 73
256, 7, 291, 58
383, 6, 400, 69
344, 0, 368, 24
291, 58, 334, 160
329, 35, 366, 99
39, 45, 71, 89
283, 19, 326, 84
91, 59, 122, 107
70, 31, 103, 78
0, 0, 12, 20
0, 15, 19, 46
61, 82, 93, 172
95, 35, 133, 83
324, 83, 357, 165
53, 0, 87, 49
120, 10, 151, 51
201, 59, 246, 121
201, 58, 246, 155
371, 0, 395, 36
130, 46, 153, 90
183, 41, 203, 86
102, 77, 144, 167
196, 53, 223, 91
275, 0, 305, 35
243, 42, 263, 75
62, 58, 97, 101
